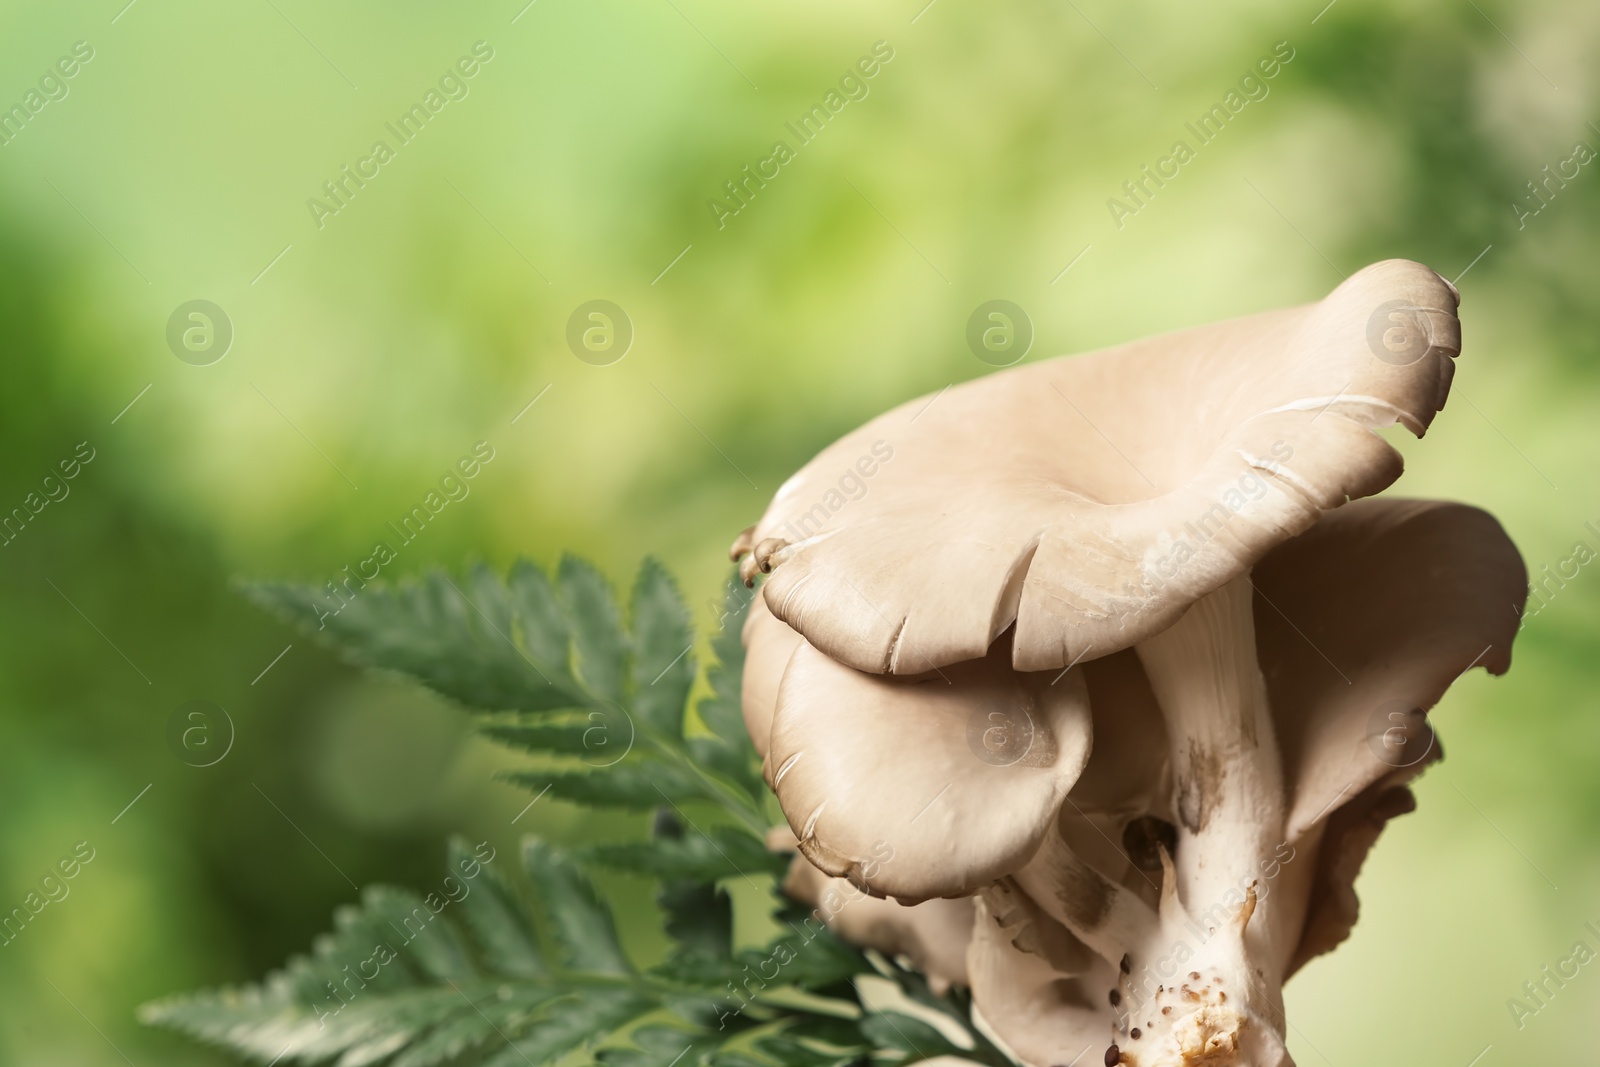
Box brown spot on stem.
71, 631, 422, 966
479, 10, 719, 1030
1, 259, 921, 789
1177, 739, 1223, 833
1054, 856, 1112, 930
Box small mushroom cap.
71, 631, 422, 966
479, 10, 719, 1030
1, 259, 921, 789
1256, 496, 1525, 837
1248, 496, 1527, 970
737, 259, 1461, 674
966, 894, 1117, 1067
1289, 781, 1418, 975
764, 636, 1093, 900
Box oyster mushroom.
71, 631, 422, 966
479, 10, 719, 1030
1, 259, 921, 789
738, 261, 1528, 1066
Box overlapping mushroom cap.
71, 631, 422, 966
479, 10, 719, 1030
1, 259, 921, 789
737, 261, 1527, 1067
737, 259, 1462, 675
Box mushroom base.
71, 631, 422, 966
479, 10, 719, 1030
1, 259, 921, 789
1109, 899, 1293, 1067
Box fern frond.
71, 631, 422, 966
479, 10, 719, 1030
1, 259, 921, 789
151, 559, 1014, 1067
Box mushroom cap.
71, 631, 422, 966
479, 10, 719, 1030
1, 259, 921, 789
966, 891, 1116, 1067
737, 259, 1462, 674
764, 636, 1093, 900
1251, 497, 1525, 837
1249, 496, 1528, 971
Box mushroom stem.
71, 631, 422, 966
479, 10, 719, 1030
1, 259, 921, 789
1136, 574, 1284, 911
1127, 572, 1291, 1066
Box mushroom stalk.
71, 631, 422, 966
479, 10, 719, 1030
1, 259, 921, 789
1126, 573, 1291, 1066
1137, 573, 1283, 919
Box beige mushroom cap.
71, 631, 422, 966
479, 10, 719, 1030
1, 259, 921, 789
736, 259, 1462, 675
965, 893, 1115, 1067
765, 636, 1093, 900
1250, 496, 1528, 971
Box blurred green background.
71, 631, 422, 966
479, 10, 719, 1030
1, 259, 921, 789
1, 0, 1596, 1062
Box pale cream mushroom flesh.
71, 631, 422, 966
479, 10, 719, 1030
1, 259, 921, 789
737, 261, 1529, 1067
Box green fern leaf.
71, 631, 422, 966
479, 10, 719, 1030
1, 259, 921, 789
151, 557, 1007, 1067
445, 836, 545, 979
751, 1029, 868, 1067
557, 554, 630, 704
659, 878, 733, 963
696, 578, 752, 744
598, 1024, 722, 1067
247, 559, 770, 827
243, 569, 581, 714
145, 841, 652, 1066
689, 579, 765, 804
580, 825, 789, 883
859, 1011, 975, 1063
630, 558, 696, 736
647, 811, 735, 964
504, 559, 573, 667
479, 716, 610, 757
482, 988, 656, 1066
500, 760, 705, 811
522, 839, 632, 976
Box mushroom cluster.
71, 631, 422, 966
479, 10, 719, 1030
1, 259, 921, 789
733, 261, 1527, 1067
